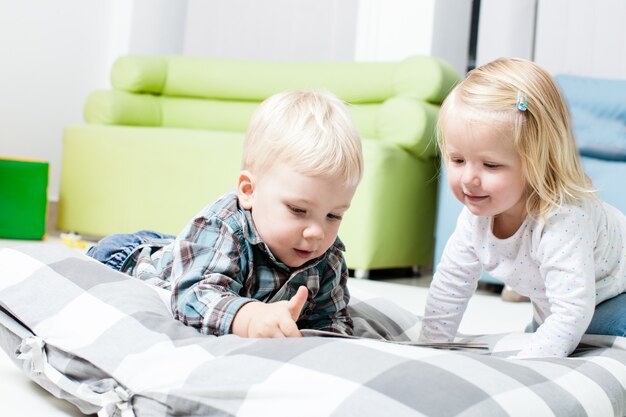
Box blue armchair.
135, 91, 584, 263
434, 74, 626, 284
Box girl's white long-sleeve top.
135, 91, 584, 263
421, 198, 626, 358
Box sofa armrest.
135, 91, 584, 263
111, 56, 168, 94
377, 97, 439, 159
84, 90, 162, 126
395, 56, 459, 104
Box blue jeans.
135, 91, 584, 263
86, 230, 175, 272
526, 292, 626, 337
586, 293, 626, 337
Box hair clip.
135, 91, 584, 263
516, 91, 528, 111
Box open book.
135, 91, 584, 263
301, 329, 489, 351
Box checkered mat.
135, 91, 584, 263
1, 245, 625, 416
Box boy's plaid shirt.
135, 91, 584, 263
124, 192, 353, 336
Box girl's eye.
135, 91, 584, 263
450, 157, 464, 165
288, 205, 306, 215
484, 163, 501, 169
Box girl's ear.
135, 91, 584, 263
237, 170, 255, 209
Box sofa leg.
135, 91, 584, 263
353, 269, 370, 279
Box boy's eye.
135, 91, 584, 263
288, 205, 306, 215
327, 213, 343, 221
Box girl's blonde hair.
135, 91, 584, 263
242, 90, 363, 186
438, 57, 594, 218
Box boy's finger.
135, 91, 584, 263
279, 318, 302, 338
288, 286, 309, 320
271, 330, 287, 339
250, 324, 285, 338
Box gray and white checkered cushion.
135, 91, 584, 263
1, 245, 625, 417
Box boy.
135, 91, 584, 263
87, 90, 364, 338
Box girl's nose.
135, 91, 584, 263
462, 167, 481, 187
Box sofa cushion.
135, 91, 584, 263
557, 75, 626, 161
378, 98, 439, 158
570, 106, 626, 161
3, 244, 626, 416
110, 56, 458, 104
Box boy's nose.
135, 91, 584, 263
303, 223, 324, 240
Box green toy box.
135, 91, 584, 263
0, 157, 49, 240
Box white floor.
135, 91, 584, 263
0, 235, 532, 417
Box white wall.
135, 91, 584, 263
474, 0, 626, 78
130, 0, 188, 55
1, 0, 473, 203
475, 0, 537, 67
1, 0, 472, 204
355, 0, 434, 61
534, 0, 626, 78
0, 1, 118, 200
431, 0, 473, 76
183, 0, 359, 61
0, 0, 192, 201
183, 0, 471, 73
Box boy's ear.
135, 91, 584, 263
237, 170, 255, 209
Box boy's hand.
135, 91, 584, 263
232, 286, 309, 338
287, 285, 308, 321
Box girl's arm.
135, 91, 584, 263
420, 210, 483, 342
517, 206, 597, 358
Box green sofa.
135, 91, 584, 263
58, 55, 458, 273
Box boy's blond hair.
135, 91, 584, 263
438, 57, 594, 218
242, 90, 363, 186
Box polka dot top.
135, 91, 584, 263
421, 198, 626, 358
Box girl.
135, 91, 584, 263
420, 57, 626, 358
